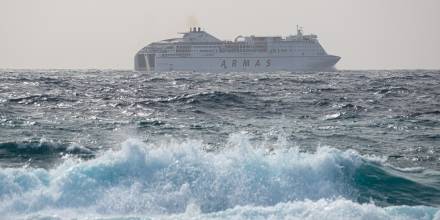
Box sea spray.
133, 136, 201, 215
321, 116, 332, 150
0, 134, 439, 219
0, 135, 362, 215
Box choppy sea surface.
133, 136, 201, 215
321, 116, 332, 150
0, 69, 440, 220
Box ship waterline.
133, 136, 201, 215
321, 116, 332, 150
135, 27, 340, 72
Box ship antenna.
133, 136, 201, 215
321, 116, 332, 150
297, 25, 303, 36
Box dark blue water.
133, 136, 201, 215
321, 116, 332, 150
0, 70, 439, 219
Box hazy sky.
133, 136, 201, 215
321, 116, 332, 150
1, 0, 439, 69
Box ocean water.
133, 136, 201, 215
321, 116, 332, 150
0, 69, 439, 220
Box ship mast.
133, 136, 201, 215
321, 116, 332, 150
296, 25, 303, 37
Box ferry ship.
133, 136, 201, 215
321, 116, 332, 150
134, 27, 340, 72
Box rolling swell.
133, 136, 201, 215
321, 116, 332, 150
0, 135, 438, 218
354, 162, 440, 206
0, 141, 94, 168
7, 94, 75, 105
0, 141, 93, 155
138, 91, 250, 109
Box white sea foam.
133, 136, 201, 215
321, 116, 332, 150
13, 199, 440, 220
0, 134, 438, 219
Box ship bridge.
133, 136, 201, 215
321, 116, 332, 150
180, 27, 221, 43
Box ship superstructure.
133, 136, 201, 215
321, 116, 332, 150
135, 27, 340, 72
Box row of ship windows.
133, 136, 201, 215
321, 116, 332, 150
170, 48, 324, 53
160, 51, 326, 57
168, 43, 317, 50
157, 42, 318, 51
165, 47, 321, 53
170, 45, 317, 50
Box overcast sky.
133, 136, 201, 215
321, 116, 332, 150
1, 0, 439, 70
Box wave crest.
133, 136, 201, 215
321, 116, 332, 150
0, 134, 438, 218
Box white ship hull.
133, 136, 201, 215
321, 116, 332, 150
145, 55, 340, 72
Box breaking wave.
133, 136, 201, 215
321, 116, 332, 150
0, 134, 439, 219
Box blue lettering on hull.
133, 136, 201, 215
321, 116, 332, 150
221, 59, 271, 69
